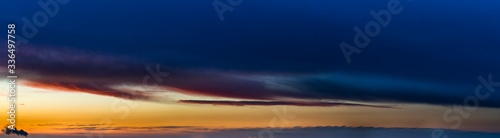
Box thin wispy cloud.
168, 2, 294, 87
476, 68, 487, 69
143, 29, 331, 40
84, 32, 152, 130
178, 100, 395, 108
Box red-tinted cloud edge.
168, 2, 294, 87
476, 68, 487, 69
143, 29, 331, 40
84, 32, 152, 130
177, 100, 396, 108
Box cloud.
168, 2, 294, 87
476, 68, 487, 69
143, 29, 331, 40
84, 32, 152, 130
177, 100, 395, 108
22, 81, 153, 100
3, 1, 500, 108
54, 125, 206, 134
36, 123, 63, 126
8, 45, 500, 108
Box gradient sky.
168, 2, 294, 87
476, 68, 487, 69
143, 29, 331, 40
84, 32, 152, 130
1, 0, 500, 137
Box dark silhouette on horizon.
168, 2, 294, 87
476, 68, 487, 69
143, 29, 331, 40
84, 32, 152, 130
2, 126, 28, 137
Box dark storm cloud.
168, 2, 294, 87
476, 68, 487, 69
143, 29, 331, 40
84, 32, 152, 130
1, 1, 500, 107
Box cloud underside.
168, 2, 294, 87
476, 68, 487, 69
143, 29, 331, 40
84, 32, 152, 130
4, 44, 497, 108
177, 100, 394, 108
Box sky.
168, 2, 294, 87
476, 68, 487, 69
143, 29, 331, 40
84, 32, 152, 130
1, 0, 500, 137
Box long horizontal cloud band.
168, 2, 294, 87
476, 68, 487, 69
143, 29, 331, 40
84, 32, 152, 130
177, 100, 395, 108
6, 45, 499, 108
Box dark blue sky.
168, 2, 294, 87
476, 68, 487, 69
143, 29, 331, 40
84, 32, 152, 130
2, 0, 500, 107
